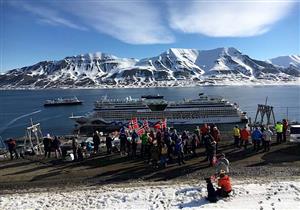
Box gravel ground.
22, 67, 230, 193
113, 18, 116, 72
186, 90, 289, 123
0, 141, 300, 193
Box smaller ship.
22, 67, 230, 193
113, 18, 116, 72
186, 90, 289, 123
141, 95, 164, 99
44, 96, 82, 107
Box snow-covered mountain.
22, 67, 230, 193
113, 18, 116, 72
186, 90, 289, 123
267, 55, 300, 68
0, 48, 299, 88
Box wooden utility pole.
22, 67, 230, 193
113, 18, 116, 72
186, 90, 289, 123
253, 104, 276, 126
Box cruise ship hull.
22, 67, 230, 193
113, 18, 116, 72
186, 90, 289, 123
71, 115, 247, 134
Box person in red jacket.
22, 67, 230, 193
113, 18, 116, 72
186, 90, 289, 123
216, 170, 232, 197
211, 126, 221, 152
240, 126, 250, 150
6, 138, 19, 160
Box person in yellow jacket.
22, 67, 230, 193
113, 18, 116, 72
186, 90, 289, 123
233, 125, 241, 148
275, 121, 283, 144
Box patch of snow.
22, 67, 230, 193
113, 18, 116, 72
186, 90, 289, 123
1, 180, 300, 209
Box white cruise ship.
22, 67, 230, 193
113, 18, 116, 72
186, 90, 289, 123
70, 93, 248, 134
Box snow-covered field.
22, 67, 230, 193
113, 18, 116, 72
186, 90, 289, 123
1, 180, 300, 210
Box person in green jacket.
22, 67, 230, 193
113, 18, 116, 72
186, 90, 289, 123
275, 121, 283, 144
140, 132, 148, 158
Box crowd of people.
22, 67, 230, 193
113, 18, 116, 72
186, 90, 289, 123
62, 119, 288, 168
5, 119, 289, 166
231, 118, 288, 153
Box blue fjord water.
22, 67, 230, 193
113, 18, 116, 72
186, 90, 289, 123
0, 86, 299, 140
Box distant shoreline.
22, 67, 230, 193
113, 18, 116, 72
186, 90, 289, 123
0, 81, 299, 91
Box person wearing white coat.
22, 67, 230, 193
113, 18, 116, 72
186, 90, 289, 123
263, 126, 273, 152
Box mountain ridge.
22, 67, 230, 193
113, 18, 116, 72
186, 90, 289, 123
1, 47, 299, 88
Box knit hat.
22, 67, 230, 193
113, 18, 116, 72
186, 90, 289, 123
220, 169, 226, 174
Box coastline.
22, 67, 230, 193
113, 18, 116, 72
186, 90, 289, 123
0, 79, 299, 90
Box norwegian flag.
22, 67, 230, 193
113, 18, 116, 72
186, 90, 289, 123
142, 120, 149, 129
128, 117, 139, 130
132, 117, 139, 129
161, 118, 167, 129
137, 127, 145, 136
153, 121, 161, 129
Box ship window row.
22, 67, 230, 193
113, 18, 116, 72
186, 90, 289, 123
94, 107, 237, 112
95, 110, 238, 116
95, 111, 238, 119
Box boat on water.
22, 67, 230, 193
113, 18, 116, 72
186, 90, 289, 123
44, 97, 82, 107
70, 93, 248, 134
141, 94, 164, 99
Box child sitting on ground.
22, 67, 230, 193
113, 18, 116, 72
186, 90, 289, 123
216, 170, 232, 197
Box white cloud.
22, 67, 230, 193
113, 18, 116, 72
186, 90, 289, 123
8, 1, 87, 31
167, 0, 295, 37
58, 1, 174, 44
10, 0, 174, 45
8, 0, 295, 44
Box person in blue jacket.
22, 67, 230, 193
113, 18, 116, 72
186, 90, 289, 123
251, 127, 262, 152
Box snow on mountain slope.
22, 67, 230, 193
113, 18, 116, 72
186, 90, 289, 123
195, 47, 255, 77
267, 55, 300, 68
137, 47, 256, 79
136, 48, 204, 80
0, 48, 299, 88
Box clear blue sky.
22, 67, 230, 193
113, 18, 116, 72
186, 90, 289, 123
0, 0, 299, 73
